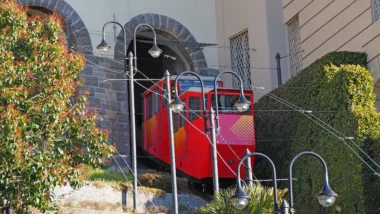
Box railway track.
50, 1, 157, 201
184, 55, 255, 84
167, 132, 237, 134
136, 155, 215, 202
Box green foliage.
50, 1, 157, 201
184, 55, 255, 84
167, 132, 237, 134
0, 1, 113, 212
138, 169, 189, 193
255, 51, 380, 213
87, 168, 131, 183
77, 165, 133, 188
198, 184, 287, 214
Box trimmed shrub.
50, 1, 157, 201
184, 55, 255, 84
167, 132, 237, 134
255, 51, 380, 213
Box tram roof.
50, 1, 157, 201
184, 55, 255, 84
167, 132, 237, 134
167, 74, 222, 81
142, 73, 222, 97
184, 87, 215, 93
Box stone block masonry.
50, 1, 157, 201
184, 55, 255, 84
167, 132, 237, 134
80, 54, 131, 167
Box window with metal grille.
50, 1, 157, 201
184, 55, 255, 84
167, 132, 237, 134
287, 16, 303, 76
230, 30, 251, 89
374, 0, 380, 21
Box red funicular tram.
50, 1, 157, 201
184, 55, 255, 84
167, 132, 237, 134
140, 74, 255, 186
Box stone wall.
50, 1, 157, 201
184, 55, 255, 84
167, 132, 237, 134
81, 55, 131, 166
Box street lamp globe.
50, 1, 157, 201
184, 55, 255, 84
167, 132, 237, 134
316, 184, 338, 207
230, 187, 251, 209
230, 197, 250, 209
234, 96, 251, 112
148, 43, 163, 58
96, 39, 111, 52
169, 96, 186, 113
316, 194, 338, 207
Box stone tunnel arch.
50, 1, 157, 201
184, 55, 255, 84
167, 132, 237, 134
17, 0, 133, 166
114, 13, 209, 76
18, 0, 93, 53
114, 13, 211, 149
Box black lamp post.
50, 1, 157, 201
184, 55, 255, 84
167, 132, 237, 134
169, 71, 207, 129
97, 21, 162, 211
213, 71, 251, 132
230, 151, 338, 214
287, 151, 338, 214
169, 71, 220, 193
230, 152, 280, 213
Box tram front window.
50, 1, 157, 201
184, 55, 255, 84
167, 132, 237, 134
211, 95, 251, 114
179, 80, 222, 93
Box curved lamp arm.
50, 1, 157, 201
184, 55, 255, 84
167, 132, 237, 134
288, 151, 336, 210
213, 70, 247, 131
100, 21, 127, 56
133, 23, 159, 68
173, 71, 208, 132
234, 152, 279, 211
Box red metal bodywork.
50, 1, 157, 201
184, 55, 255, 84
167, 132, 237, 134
141, 80, 255, 183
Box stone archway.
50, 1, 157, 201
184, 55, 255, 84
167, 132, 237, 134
114, 13, 209, 76
18, 0, 92, 53
17, 0, 133, 166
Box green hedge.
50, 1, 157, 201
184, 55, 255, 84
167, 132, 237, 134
254, 51, 380, 213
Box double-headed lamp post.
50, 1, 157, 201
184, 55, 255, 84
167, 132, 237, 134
97, 21, 162, 210
230, 152, 280, 213
286, 151, 338, 214
230, 151, 338, 214
213, 70, 251, 132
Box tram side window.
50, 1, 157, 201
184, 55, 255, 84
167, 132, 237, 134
173, 113, 179, 132
162, 83, 167, 108
147, 93, 153, 119
189, 97, 201, 121
180, 100, 186, 127
211, 95, 251, 114
154, 88, 159, 114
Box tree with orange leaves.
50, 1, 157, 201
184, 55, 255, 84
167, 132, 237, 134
0, 0, 113, 212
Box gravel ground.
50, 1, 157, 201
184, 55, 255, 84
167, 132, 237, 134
54, 183, 207, 213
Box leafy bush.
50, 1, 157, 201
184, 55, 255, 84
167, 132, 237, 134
255, 51, 380, 213
198, 184, 287, 214
0, 1, 113, 212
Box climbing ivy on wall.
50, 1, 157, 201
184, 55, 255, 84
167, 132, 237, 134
254, 51, 380, 213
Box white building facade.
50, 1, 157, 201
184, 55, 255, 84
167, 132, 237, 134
216, 0, 289, 101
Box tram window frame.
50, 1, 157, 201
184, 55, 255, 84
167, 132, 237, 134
173, 112, 179, 132
153, 87, 159, 114
189, 97, 201, 121
180, 98, 187, 128
162, 83, 167, 108
211, 94, 251, 114
147, 93, 153, 119
143, 96, 147, 121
